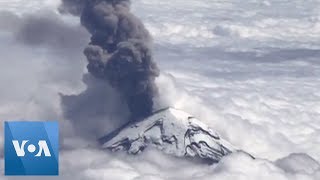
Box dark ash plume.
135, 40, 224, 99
60, 0, 160, 120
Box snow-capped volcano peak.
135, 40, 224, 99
100, 108, 236, 163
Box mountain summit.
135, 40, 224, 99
99, 108, 236, 163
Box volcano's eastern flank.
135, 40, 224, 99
60, 0, 160, 121
100, 108, 236, 163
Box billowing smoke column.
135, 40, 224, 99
60, 0, 160, 120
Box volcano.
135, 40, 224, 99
99, 108, 236, 163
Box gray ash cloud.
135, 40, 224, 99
60, 0, 160, 120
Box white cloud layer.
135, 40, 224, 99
1, 149, 319, 180
0, 0, 320, 179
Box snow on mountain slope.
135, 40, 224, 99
100, 108, 236, 163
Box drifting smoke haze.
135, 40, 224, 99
0, 0, 320, 179
60, 0, 160, 121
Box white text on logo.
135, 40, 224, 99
12, 140, 51, 157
